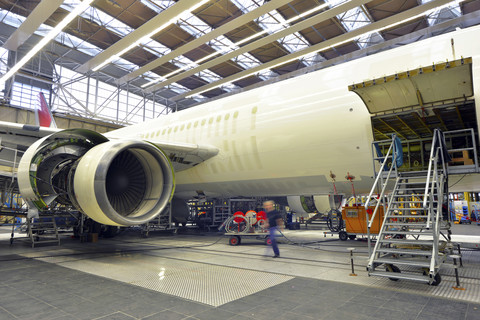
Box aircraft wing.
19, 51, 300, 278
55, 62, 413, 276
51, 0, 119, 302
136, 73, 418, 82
0, 120, 60, 149
105, 132, 219, 171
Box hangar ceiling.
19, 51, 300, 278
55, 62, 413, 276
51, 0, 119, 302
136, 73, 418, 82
0, 0, 480, 125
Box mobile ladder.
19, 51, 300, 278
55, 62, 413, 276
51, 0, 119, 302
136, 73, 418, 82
365, 129, 456, 285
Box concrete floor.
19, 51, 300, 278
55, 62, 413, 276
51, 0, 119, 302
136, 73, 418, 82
0, 223, 480, 320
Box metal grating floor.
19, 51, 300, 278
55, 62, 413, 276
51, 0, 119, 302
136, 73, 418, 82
30, 252, 293, 307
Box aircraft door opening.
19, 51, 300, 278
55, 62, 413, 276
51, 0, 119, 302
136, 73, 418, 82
349, 58, 479, 174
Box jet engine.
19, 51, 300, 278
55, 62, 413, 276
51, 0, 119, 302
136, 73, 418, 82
17, 129, 175, 226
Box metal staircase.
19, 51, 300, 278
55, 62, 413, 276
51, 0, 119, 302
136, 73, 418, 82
365, 129, 453, 285
26, 216, 61, 248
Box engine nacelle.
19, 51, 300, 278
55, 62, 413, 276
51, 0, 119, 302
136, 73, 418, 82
17, 129, 175, 226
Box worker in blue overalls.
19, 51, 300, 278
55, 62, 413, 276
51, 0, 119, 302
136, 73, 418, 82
263, 200, 283, 258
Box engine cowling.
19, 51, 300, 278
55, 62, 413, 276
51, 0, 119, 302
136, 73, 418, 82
17, 129, 175, 226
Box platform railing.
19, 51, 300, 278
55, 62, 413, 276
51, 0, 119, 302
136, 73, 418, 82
0, 145, 24, 168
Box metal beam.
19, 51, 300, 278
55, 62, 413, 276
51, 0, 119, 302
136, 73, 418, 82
395, 115, 421, 138
117, 0, 294, 85
455, 105, 466, 129
432, 108, 449, 131
2, 0, 64, 51
411, 112, 433, 134
170, 0, 454, 100
377, 118, 407, 140
77, 0, 208, 74
146, 0, 370, 93
374, 128, 391, 140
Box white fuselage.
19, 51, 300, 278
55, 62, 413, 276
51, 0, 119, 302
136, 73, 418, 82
108, 25, 480, 197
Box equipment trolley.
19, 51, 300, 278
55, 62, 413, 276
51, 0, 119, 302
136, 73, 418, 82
223, 211, 275, 246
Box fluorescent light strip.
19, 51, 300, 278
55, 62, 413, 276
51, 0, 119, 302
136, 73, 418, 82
0, 0, 94, 84
93, 0, 210, 72
141, 1, 333, 88
185, 0, 465, 99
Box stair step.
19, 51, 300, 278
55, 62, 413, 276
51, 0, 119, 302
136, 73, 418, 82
30, 225, 56, 227
369, 271, 430, 283
387, 215, 428, 218
373, 258, 431, 268
391, 201, 425, 203
398, 181, 427, 185
399, 172, 428, 176
389, 208, 427, 211
383, 230, 432, 235
377, 248, 433, 256
393, 195, 437, 199
384, 222, 428, 227
32, 239, 60, 244
379, 239, 433, 246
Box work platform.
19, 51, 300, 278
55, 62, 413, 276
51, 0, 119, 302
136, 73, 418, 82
0, 224, 479, 319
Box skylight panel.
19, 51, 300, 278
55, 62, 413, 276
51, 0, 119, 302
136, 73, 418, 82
324, 0, 381, 49
231, 0, 259, 13
0, 8, 25, 27
0, 47, 8, 94
421, 0, 461, 25
179, 13, 273, 81
140, 0, 175, 13
62, 1, 134, 37
168, 83, 189, 94
230, 0, 329, 68
254, 6, 313, 60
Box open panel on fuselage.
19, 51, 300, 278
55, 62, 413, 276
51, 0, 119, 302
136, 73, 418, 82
349, 57, 478, 173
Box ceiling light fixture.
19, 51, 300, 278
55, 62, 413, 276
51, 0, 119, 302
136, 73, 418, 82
0, 0, 95, 85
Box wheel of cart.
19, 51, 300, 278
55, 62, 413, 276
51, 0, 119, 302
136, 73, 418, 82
385, 264, 401, 281
225, 212, 249, 233
229, 235, 241, 246
422, 268, 442, 286
264, 235, 272, 245
339, 230, 348, 241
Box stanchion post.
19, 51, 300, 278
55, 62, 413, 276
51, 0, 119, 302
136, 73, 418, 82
456, 244, 463, 267
450, 254, 465, 290
347, 248, 357, 276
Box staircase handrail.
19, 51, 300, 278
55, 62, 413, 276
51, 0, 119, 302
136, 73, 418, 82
423, 130, 448, 228
366, 178, 400, 264
423, 129, 447, 208
365, 135, 397, 229
429, 172, 444, 275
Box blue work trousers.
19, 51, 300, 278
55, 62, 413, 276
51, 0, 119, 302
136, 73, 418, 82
269, 226, 280, 256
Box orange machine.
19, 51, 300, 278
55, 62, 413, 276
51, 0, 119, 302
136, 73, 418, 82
342, 206, 385, 235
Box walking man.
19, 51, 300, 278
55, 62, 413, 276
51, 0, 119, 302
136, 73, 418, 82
263, 200, 283, 258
